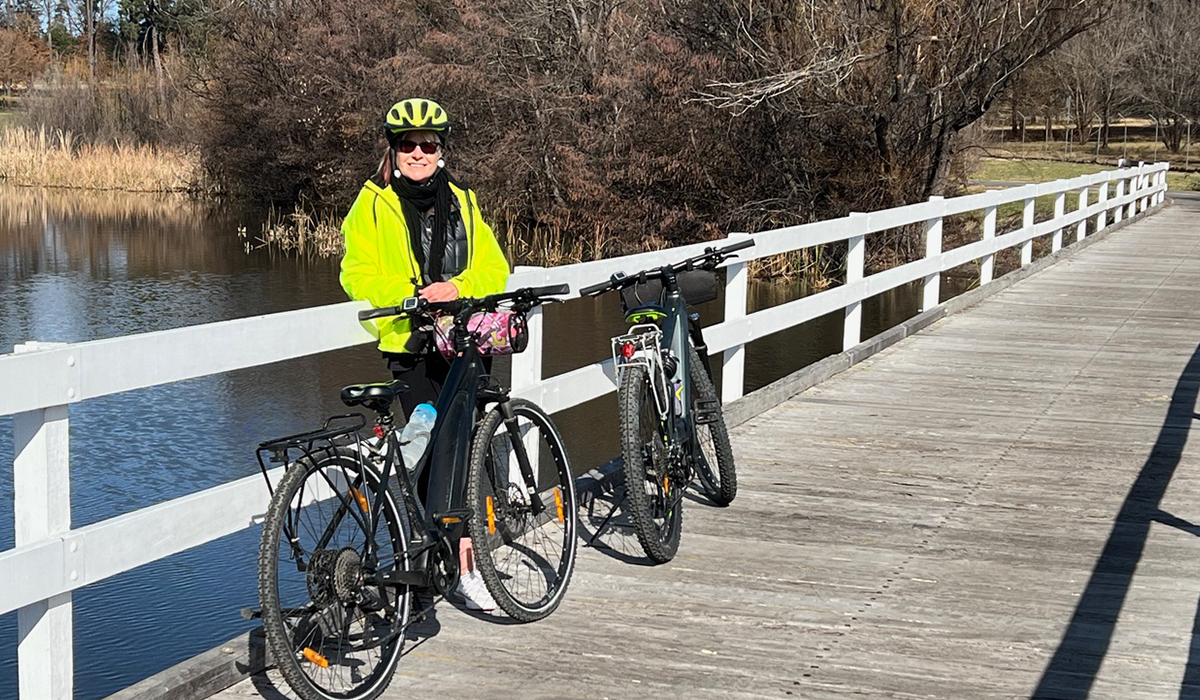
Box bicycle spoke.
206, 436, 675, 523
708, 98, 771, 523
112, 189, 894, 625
467, 400, 577, 621
259, 448, 411, 700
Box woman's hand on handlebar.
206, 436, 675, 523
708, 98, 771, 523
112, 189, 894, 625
419, 282, 460, 303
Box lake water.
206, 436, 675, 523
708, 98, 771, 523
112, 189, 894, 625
0, 183, 957, 699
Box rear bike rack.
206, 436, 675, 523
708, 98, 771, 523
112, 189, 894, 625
254, 413, 367, 497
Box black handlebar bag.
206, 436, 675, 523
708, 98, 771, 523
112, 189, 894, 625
619, 269, 718, 315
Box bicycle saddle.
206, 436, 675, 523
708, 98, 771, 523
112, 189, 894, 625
340, 380, 409, 413
624, 302, 667, 324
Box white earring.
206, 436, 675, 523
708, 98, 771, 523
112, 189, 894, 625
437, 159, 445, 168
393, 169, 401, 178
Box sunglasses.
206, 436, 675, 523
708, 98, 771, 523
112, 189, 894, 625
395, 140, 441, 155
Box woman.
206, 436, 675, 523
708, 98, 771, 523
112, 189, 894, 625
341, 98, 509, 413
339, 97, 509, 613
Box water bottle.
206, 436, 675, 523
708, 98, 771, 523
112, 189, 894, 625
399, 403, 436, 474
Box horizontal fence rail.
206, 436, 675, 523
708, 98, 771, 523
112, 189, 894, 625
0, 161, 1170, 699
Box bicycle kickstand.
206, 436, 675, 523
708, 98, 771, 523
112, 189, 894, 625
585, 484, 629, 547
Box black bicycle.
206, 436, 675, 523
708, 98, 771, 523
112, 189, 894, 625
580, 240, 752, 562
251, 285, 577, 700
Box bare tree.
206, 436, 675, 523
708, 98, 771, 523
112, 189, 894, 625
1129, 0, 1200, 153
693, 0, 1111, 198
0, 23, 49, 91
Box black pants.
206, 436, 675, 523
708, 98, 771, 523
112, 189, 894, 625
385, 352, 491, 418
386, 352, 452, 418
386, 351, 489, 535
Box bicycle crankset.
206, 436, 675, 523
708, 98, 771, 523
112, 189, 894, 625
428, 538, 460, 599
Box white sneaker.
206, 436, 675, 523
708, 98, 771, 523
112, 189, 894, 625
456, 571, 498, 612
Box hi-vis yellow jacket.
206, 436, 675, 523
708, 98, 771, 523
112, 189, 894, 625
339, 179, 510, 354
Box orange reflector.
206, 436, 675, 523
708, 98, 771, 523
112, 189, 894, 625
351, 488, 369, 513
441, 516, 461, 524
553, 487, 565, 523
663, 476, 670, 494
486, 496, 496, 534
303, 648, 329, 668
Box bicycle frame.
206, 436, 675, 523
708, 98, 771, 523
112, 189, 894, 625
615, 276, 708, 465
362, 333, 547, 592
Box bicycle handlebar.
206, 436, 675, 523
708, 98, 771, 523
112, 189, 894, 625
357, 283, 571, 322
579, 238, 755, 297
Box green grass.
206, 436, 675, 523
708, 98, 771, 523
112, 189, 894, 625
971, 156, 1200, 192
954, 191, 1058, 226
986, 137, 1177, 166
972, 158, 1107, 184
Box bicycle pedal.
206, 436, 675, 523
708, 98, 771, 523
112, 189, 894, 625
434, 508, 472, 525
694, 399, 720, 425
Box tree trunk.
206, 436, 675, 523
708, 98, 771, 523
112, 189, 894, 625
43, 0, 52, 47
86, 0, 95, 82
1101, 104, 1110, 148
925, 128, 955, 198
152, 24, 165, 112
1010, 77, 1022, 139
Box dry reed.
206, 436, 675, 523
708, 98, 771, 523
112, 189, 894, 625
0, 125, 203, 193
238, 203, 843, 286
240, 207, 841, 285
241, 203, 345, 258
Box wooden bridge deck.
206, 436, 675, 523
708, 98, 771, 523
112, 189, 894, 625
211, 198, 1200, 700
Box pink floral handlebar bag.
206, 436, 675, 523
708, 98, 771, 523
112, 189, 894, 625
434, 310, 529, 358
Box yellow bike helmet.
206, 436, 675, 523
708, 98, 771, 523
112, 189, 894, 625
384, 98, 451, 139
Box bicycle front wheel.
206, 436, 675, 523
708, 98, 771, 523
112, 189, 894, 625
258, 446, 411, 700
467, 398, 578, 622
688, 346, 738, 506
619, 364, 683, 563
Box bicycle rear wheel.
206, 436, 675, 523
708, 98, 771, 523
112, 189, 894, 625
258, 446, 411, 700
619, 364, 683, 563
688, 346, 737, 506
467, 398, 577, 622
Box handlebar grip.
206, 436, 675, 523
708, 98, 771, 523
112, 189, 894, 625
722, 238, 755, 254
358, 296, 425, 321
579, 280, 612, 296
527, 283, 571, 298
358, 306, 400, 321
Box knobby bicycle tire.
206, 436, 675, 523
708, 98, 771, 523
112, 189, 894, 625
619, 364, 683, 563
258, 446, 412, 700
466, 398, 578, 621
688, 346, 738, 506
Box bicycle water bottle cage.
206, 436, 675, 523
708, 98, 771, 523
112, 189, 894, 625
340, 380, 409, 413
624, 303, 667, 324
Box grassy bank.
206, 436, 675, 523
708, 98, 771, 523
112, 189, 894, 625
971, 156, 1200, 191
960, 156, 1188, 232
0, 125, 205, 193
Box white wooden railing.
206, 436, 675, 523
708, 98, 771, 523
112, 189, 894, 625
0, 161, 1170, 699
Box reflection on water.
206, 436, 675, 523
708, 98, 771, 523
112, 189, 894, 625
0, 183, 956, 699
0, 184, 368, 700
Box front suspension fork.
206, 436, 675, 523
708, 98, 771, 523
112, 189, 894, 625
498, 399, 547, 516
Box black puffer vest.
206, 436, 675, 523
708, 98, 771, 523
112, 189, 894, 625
413, 199, 469, 284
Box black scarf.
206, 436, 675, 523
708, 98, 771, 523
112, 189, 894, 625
391, 166, 452, 284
